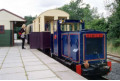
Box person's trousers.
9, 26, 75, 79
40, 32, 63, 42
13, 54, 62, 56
21, 38, 25, 48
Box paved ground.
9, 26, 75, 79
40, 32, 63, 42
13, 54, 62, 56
0, 40, 86, 80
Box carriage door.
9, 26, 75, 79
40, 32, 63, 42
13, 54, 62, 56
69, 33, 80, 62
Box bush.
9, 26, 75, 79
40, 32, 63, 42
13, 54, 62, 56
112, 39, 120, 47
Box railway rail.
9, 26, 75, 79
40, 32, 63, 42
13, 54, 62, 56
107, 53, 120, 63
85, 76, 108, 80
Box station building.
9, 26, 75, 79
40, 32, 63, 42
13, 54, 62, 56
0, 9, 26, 46
33, 9, 69, 33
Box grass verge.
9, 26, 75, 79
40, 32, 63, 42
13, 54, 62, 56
107, 39, 120, 56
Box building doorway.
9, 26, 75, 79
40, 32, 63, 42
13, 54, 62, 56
10, 21, 25, 46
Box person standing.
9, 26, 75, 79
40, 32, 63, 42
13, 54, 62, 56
45, 21, 50, 31
19, 24, 26, 49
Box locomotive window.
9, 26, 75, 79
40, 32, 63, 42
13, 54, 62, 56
60, 23, 81, 31
53, 21, 57, 32
61, 24, 65, 31
60, 24, 70, 31
86, 38, 103, 55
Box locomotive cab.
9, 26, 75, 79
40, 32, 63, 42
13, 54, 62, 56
51, 20, 111, 76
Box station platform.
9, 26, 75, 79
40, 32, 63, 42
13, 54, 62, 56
0, 40, 87, 80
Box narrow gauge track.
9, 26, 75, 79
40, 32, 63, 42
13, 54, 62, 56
85, 76, 108, 80
107, 53, 120, 63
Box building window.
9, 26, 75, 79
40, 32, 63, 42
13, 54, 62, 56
0, 25, 5, 34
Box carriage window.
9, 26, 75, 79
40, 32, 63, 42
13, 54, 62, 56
0, 25, 4, 34
45, 21, 50, 31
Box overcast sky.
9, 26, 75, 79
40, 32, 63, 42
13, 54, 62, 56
0, 0, 114, 18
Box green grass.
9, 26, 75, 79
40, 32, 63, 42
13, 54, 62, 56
107, 40, 120, 56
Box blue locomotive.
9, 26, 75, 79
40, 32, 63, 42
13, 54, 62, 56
50, 20, 111, 76
29, 19, 111, 76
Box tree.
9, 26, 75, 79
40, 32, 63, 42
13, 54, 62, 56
24, 16, 36, 25
58, 0, 100, 29
59, 0, 95, 20
58, 0, 82, 20
88, 18, 108, 32
106, 0, 120, 39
